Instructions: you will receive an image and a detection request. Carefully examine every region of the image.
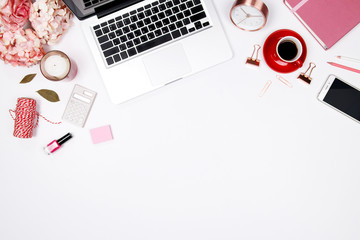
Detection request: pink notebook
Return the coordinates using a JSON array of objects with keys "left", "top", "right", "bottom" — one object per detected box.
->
[{"left": 284, "top": 0, "right": 360, "bottom": 50}]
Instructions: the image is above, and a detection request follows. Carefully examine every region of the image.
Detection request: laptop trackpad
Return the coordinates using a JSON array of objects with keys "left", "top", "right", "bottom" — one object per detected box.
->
[{"left": 143, "top": 44, "right": 192, "bottom": 86}]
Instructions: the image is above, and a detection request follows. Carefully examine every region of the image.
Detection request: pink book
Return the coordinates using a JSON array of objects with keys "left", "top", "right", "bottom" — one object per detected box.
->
[{"left": 284, "top": 0, "right": 360, "bottom": 50}]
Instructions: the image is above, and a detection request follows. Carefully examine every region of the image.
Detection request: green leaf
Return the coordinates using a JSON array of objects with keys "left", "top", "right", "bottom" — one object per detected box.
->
[
  {"left": 20, "top": 73, "right": 36, "bottom": 84},
  {"left": 36, "top": 89, "right": 60, "bottom": 102}
]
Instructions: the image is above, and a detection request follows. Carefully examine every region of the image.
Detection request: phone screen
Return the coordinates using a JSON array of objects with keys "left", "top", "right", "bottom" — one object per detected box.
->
[{"left": 324, "top": 78, "right": 360, "bottom": 121}]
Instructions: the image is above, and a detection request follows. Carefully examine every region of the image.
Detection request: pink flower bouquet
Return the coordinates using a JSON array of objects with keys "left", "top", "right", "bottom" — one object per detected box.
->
[
  {"left": 0, "top": 0, "right": 73, "bottom": 66},
  {"left": 29, "top": 0, "right": 72, "bottom": 45},
  {"left": 0, "top": 28, "right": 45, "bottom": 66}
]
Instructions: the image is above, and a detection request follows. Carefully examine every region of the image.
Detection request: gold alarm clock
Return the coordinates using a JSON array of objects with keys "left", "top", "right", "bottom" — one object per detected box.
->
[{"left": 230, "top": 0, "right": 269, "bottom": 31}]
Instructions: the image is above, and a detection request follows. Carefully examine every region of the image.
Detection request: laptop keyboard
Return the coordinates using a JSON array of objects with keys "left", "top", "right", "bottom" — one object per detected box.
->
[{"left": 92, "top": 0, "right": 211, "bottom": 67}]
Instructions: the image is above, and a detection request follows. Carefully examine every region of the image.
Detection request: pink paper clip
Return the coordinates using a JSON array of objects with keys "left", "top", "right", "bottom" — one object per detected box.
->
[
  {"left": 276, "top": 75, "right": 293, "bottom": 88},
  {"left": 259, "top": 80, "right": 272, "bottom": 97}
]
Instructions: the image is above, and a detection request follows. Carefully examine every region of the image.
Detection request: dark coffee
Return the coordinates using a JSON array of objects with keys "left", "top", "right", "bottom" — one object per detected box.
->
[{"left": 277, "top": 40, "right": 298, "bottom": 61}]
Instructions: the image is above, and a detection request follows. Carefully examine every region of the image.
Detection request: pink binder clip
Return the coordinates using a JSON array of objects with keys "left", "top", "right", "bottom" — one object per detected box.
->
[
  {"left": 298, "top": 62, "right": 316, "bottom": 84},
  {"left": 246, "top": 44, "right": 261, "bottom": 68}
]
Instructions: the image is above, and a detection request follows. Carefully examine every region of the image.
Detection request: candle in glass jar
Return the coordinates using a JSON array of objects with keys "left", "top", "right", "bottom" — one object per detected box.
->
[{"left": 40, "top": 50, "right": 76, "bottom": 81}]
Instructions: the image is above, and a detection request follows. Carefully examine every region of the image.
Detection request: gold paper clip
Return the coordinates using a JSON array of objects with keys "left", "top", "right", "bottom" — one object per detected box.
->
[
  {"left": 298, "top": 62, "right": 316, "bottom": 84},
  {"left": 246, "top": 44, "right": 261, "bottom": 68},
  {"left": 259, "top": 80, "right": 272, "bottom": 97},
  {"left": 276, "top": 75, "right": 293, "bottom": 88}
]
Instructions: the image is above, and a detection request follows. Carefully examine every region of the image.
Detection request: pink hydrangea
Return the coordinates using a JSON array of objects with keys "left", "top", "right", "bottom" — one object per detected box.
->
[
  {"left": 29, "top": 0, "right": 72, "bottom": 45},
  {"left": 0, "top": 28, "right": 45, "bottom": 66},
  {"left": 0, "top": 0, "right": 32, "bottom": 31}
]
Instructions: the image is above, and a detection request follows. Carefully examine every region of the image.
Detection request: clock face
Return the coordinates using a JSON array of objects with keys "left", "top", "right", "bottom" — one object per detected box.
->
[{"left": 231, "top": 5, "right": 266, "bottom": 31}]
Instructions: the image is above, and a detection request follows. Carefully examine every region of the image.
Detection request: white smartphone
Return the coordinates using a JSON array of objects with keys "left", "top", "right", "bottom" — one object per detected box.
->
[{"left": 318, "top": 74, "right": 360, "bottom": 124}]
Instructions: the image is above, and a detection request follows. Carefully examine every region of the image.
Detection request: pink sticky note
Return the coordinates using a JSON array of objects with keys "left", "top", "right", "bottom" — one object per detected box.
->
[{"left": 90, "top": 125, "right": 113, "bottom": 144}]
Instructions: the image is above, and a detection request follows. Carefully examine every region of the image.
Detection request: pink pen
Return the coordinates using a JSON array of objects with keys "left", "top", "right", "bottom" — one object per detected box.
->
[{"left": 44, "top": 133, "right": 72, "bottom": 155}]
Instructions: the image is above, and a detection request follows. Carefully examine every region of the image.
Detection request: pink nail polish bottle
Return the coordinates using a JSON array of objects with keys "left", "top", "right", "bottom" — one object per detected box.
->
[{"left": 44, "top": 133, "right": 72, "bottom": 155}]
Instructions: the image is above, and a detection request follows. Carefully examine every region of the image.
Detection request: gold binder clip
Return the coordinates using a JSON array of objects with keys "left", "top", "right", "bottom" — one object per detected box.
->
[
  {"left": 246, "top": 44, "right": 261, "bottom": 68},
  {"left": 298, "top": 62, "right": 316, "bottom": 84}
]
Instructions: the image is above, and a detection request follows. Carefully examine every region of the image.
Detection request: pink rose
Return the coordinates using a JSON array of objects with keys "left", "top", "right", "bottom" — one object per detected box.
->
[
  {"left": 0, "top": 0, "right": 32, "bottom": 31},
  {"left": 0, "top": 28, "right": 45, "bottom": 66}
]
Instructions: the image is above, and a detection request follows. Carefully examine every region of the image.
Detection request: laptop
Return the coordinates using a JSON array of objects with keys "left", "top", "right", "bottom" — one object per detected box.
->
[{"left": 63, "top": 0, "right": 232, "bottom": 104}]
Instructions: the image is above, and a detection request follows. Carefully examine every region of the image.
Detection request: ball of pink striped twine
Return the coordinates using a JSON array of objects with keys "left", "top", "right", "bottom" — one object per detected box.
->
[
  {"left": 9, "top": 98, "right": 61, "bottom": 138},
  {"left": 10, "top": 98, "right": 38, "bottom": 138}
]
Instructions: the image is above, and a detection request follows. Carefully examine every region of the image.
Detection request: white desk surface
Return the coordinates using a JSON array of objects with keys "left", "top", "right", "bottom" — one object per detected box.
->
[{"left": 1, "top": 1, "right": 360, "bottom": 239}]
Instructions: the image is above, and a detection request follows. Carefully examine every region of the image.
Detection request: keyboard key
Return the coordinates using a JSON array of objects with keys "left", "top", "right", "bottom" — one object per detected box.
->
[
  {"left": 120, "top": 52, "right": 129, "bottom": 59},
  {"left": 113, "top": 54, "right": 121, "bottom": 62},
  {"left": 140, "top": 35, "right": 148, "bottom": 42},
  {"left": 95, "top": 29, "right": 102, "bottom": 37},
  {"left": 120, "top": 35, "right": 127, "bottom": 42},
  {"left": 163, "top": 18, "right": 170, "bottom": 25},
  {"left": 174, "top": 0, "right": 180, "bottom": 5},
  {"left": 126, "top": 41, "right": 134, "bottom": 48},
  {"left": 145, "top": 10, "right": 152, "bottom": 16},
  {"left": 101, "top": 41, "right": 113, "bottom": 50},
  {"left": 151, "top": 15, "right": 159, "bottom": 22},
  {"left": 186, "top": 1, "right": 194, "bottom": 8},
  {"left": 159, "top": 4, "right": 166, "bottom": 11},
  {"left": 109, "top": 24, "right": 116, "bottom": 31},
  {"left": 184, "top": 10, "right": 191, "bottom": 17},
  {"left": 137, "top": 7, "right": 144, "bottom": 12},
  {"left": 144, "top": 18, "right": 151, "bottom": 25},
  {"left": 166, "top": 1, "right": 173, "bottom": 8},
  {"left": 138, "top": 12, "right": 145, "bottom": 19},
  {"left": 190, "top": 5, "right": 204, "bottom": 14},
  {"left": 190, "top": 12, "right": 206, "bottom": 22},
  {"left": 189, "top": 27, "right": 195, "bottom": 32},
  {"left": 130, "top": 10, "right": 137, "bottom": 15},
  {"left": 137, "top": 21, "right": 145, "bottom": 28},
  {"left": 104, "top": 46, "right": 119, "bottom": 57},
  {"left": 115, "top": 29, "right": 123, "bottom": 36},
  {"left": 203, "top": 21, "right": 210, "bottom": 27},
  {"left": 176, "top": 21, "right": 183, "bottom": 28},
  {"left": 194, "top": 0, "right": 201, "bottom": 5},
  {"left": 116, "top": 21, "right": 124, "bottom": 28},
  {"left": 148, "top": 24, "right": 156, "bottom": 31},
  {"left": 123, "top": 18, "right": 131, "bottom": 25},
  {"left": 154, "top": 29, "right": 162, "bottom": 36},
  {"left": 183, "top": 18, "right": 190, "bottom": 25},
  {"left": 165, "top": 9, "right": 172, "bottom": 16},
  {"left": 170, "top": 16, "right": 177, "bottom": 22},
  {"left": 158, "top": 12, "right": 166, "bottom": 19},
  {"left": 98, "top": 35, "right": 109, "bottom": 44},
  {"left": 119, "top": 44, "right": 127, "bottom": 51},
  {"left": 148, "top": 32, "right": 155, "bottom": 39},
  {"left": 128, "top": 48, "right": 137, "bottom": 57},
  {"left": 115, "top": 16, "right": 122, "bottom": 21},
  {"left": 93, "top": 25, "right": 100, "bottom": 30},
  {"left": 137, "top": 33, "right": 172, "bottom": 53},
  {"left": 151, "top": 1, "right": 159, "bottom": 6},
  {"left": 180, "top": 27, "right": 188, "bottom": 35},
  {"left": 176, "top": 12, "right": 184, "bottom": 20},
  {"left": 102, "top": 27, "right": 110, "bottom": 34},
  {"left": 101, "top": 22, "right": 108, "bottom": 27},
  {"left": 123, "top": 26, "right": 130, "bottom": 33},
  {"left": 179, "top": 3, "right": 186, "bottom": 10},
  {"left": 127, "top": 32, "right": 135, "bottom": 40},
  {"left": 141, "top": 27, "right": 149, "bottom": 34},
  {"left": 123, "top": 13, "right": 130, "bottom": 18},
  {"left": 155, "top": 21, "right": 163, "bottom": 28},
  {"left": 161, "top": 26, "right": 169, "bottom": 33},
  {"left": 113, "top": 38, "right": 121, "bottom": 45},
  {"left": 130, "top": 23, "right": 137, "bottom": 31},
  {"left": 134, "top": 38, "right": 141, "bottom": 45},
  {"left": 169, "top": 23, "right": 176, "bottom": 31},
  {"left": 106, "top": 57, "right": 114, "bottom": 65},
  {"left": 172, "top": 6, "right": 180, "bottom": 13},
  {"left": 108, "top": 19, "right": 115, "bottom": 24},
  {"left": 134, "top": 30, "right": 142, "bottom": 37},
  {"left": 144, "top": 4, "right": 151, "bottom": 9},
  {"left": 151, "top": 6, "right": 159, "bottom": 14},
  {"left": 194, "top": 21, "right": 202, "bottom": 29},
  {"left": 109, "top": 32, "right": 116, "bottom": 39},
  {"left": 171, "top": 30, "right": 181, "bottom": 39},
  {"left": 130, "top": 15, "right": 138, "bottom": 22}
]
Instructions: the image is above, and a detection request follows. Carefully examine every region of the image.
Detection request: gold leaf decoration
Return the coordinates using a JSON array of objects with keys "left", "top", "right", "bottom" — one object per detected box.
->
[
  {"left": 20, "top": 74, "right": 37, "bottom": 84},
  {"left": 36, "top": 89, "right": 60, "bottom": 102}
]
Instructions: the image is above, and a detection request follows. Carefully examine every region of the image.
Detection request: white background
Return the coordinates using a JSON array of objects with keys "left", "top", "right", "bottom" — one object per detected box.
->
[{"left": 1, "top": 0, "right": 360, "bottom": 239}]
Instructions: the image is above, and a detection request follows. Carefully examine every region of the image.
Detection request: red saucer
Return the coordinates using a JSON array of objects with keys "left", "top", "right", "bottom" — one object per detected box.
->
[{"left": 263, "top": 29, "right": 307, "bottom": 73}]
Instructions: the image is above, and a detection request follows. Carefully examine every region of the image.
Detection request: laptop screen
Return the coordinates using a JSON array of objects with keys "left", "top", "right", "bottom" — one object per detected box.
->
[{"left": 62, "top": 0, "right": 143, "bottom": 20}]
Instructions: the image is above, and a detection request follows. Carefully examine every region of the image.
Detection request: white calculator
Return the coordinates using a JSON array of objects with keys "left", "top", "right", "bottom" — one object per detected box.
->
[{"left": 62, "top": 84, "right": 97, "bottom": 127}]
